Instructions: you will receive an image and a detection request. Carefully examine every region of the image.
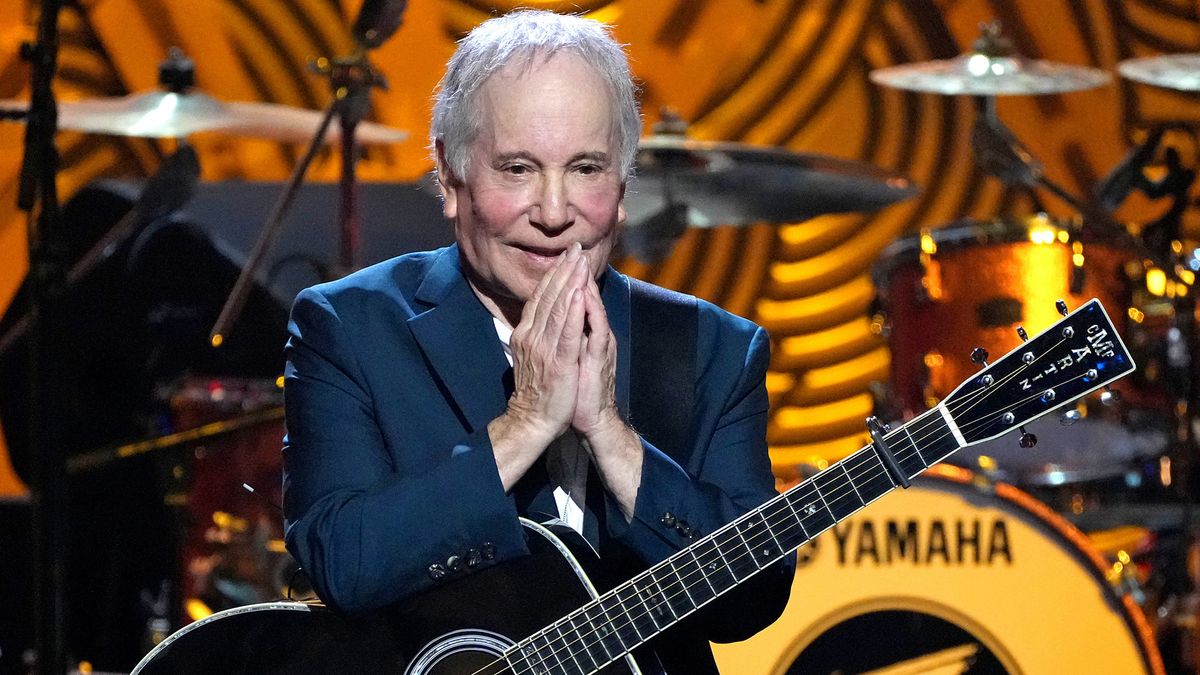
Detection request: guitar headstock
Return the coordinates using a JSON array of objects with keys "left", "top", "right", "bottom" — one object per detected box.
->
[{"left": 942, "top": 299, "right": 1136, "bottom": 446}]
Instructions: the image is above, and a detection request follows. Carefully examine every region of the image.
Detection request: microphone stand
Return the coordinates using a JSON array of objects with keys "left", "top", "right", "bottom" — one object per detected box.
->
[{"left": 17, "top": 0, "right": 69, "bottom": 672}]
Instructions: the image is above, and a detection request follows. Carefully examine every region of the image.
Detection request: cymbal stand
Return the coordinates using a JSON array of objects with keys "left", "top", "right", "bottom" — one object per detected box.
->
[
  {"left": 209, "top": 35, "right": 396, "bottom": 347},
  {"left": 17, "top": 0, "right": 69, "bottom": 672}
]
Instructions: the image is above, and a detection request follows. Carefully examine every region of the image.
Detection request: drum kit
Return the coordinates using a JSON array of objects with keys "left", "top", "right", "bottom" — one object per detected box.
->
[{"left": 2, "top": 12, "right": 1199, "bottom": 675}]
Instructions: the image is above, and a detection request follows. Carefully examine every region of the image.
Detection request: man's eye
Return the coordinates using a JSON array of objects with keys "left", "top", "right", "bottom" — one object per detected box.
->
[
  {"left": 576, "top": 164, "right": 601, "bottom": 175},
  {"left": 504, "top": 164, "right": 529, "bottom": 175}
]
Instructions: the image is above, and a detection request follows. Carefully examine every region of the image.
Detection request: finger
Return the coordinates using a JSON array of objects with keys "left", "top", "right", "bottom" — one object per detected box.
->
[
  {"left": 558, "top": 287, "right": 586, "bottom": 361},
  {"left": 536, "top": 252, "right": 587, "bottom": 340},
  {"left": 530, "top": 244, "right": 584, "bottom": 334},
  {"left": 519, "top": 247, "right": 573, "bottom": 329},
  {"left": 583, "top": 296, "right": 610, "bottom": 366}
]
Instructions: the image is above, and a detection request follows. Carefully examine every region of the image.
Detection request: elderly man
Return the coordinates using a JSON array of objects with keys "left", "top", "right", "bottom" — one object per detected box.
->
[{"left": 282, "top": 10, "right": 793, "bottom": 673}]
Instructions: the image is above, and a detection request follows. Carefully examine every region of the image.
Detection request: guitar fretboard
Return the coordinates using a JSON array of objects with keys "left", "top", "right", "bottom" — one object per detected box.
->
[{"left": 506, "top": 407, "right": 961, "bottom": 675}]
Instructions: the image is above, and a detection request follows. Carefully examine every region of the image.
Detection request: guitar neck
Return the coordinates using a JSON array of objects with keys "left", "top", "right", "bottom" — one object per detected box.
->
[{"left": 507, "top": 406, "right": 962, "bottom": 674}]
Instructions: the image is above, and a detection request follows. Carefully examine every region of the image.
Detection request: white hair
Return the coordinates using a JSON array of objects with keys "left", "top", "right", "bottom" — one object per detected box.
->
[{"left": 430, "top": 10, "right": 641, "bottom": 182}]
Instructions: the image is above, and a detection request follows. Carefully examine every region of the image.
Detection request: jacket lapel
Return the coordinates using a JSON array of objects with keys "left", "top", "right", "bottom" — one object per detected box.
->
[{"left": 407, "top": 246, "right": 510, "bottom": 435}]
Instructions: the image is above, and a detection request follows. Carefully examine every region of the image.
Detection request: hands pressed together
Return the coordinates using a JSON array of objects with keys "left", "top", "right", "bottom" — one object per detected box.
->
[{"left": 488, "top": 243, "right": 642, "bottom": 518}]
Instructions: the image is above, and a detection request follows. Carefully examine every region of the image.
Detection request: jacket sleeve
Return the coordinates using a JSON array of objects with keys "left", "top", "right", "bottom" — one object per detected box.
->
[
  {"left": 281, "top": 287, "right": 528, "bottom": 616},
  {"left": 605, "top": 319, "right": 795, "bottom": 643}
]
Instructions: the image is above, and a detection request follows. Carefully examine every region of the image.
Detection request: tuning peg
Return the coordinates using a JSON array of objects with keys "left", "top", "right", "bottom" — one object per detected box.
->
[
  {"left": 1006, "top": 328, "right": 1041, "bottom": 444},
  {"left": 970, "top": 347, "right": 989, "bottom": 365},
  {"left": 1100, "top": 387, "right": 1121, "bottom": 406},
  {"left": 1059, "top": 407, "right": 1082, "bottom": 426},
  {"left": 1056, "top": 299, "right": 1069, "bottom": 317}
]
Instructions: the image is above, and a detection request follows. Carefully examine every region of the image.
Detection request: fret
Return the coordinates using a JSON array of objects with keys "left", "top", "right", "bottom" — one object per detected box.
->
[
  {"left": 551, "top": 620, "right": 590, "bottom": 675},
  {"left": 684, "top": 547, "right": 718, "bottom": 604},
  {"left": 764, "top": 494, "right": 809, "bottom": 551},
  {"left": 651, "top": 563, "right": 695, "bottom": 617},
  {"left": 582, "top": 602, "right": 619, "bottom": 664},
  {"left": 813, "top": 469, "right": 861, "bottom": 522},
  {"left": 504, "top": 649, "right": 527, "bottom": 675},
  {"left": 781, "top": 492, "right": 812, "bottom": 542},
  {"left": 807, "top": 475, "right": 839, "bottom": 522},
  {"left": 840, "top": 461, "right": 866, "bottom": 505},
  {"left": 734, "top": 513, "right": 779, "bottom": 571},
  {"left": 613, "top": 583, "right": 658, "bottom": 644},
  {"left": 712, "top": 527, "right": 760, "bottom": 581},
  {"left": 845, "top": 450, "right": 894, "bottom": 505},
  {"left": 631, "top": 576, "right": 672, "bottom": 629},
  {"left": 688, "top": 536, "right": 737, "bottom": 595},
  {"left": 595, "top": 595, "right": 638, "bottom": 659},
  {"left": 515, "top": 635, "right": 553, "bottom": 675},
  {"left": 900, "top": 424, "right": 927, "bottom": 467},
  {"left": 787, "top": 480, "right": 835, "bottom": 537},
  {"left": 564, "top": 615, "right": 601, "bottom": 673},
  {"left": 533, "top": 632, "right": 563, "bottom": 675},
  {"left": 648, "top": 562, "right": 686, "bottom": 619},
  {"left": 905, "top": 411, "right": 959, "bottom": 469}
]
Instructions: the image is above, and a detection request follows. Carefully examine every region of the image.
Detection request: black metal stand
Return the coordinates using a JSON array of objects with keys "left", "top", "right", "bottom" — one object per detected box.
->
[{"left": 17, "top": 1, "right": 68, "bottom": 673}]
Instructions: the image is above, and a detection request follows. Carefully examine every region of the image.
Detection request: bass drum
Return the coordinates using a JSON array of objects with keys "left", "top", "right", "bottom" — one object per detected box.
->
[{"left": 711, "top": 466, "right": 1164, "bottom": 675}]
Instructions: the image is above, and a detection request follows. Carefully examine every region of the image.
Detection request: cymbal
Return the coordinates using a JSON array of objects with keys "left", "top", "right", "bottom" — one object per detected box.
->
[
  {"left": 870, "top": 53, "right": 1111, "bottom": 96},
  {"left": 1118, "top": 54, "right": 1200, "bottom": 92},
  {"left": 0, "top": 90, "right": 409, "bottom": 144},
  {"left": 626, "top": 135, "right": 919, "bottom": 227}
]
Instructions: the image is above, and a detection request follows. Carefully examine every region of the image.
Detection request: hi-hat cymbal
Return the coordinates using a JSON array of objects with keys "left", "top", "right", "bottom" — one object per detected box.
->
[
  {"left": 0, "top": 90, "right": 408, "bottom": 144},
  {"left": 870, "top": 53, "right": 1111, "bottom": 96},
  {"left": 626, "top": 135, "right": 918, "bottom": 227},
  {"left": 1118, "top": 54, "right": 1200, "bottom": 92}
]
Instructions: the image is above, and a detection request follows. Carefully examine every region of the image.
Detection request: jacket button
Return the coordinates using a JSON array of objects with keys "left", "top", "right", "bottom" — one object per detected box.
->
[
  {"left": 428, "top": 563, "right": 447, "bottom": 580},
  {"left": 481, "top": 543, "right": 496, "bottom": 560},
  {"left": 661, "top": 512, "right": 676, "bottom": 527},
  {"left": 447, "top": 555, "right": 464, "bottom": 572},
  {"left": 466, "top": 548, "right": 482, "bottom": 568}
]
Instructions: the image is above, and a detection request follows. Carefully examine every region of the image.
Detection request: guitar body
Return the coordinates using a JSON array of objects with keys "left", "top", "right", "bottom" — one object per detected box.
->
[{"left": 132, "top": 520, "right": 640, "bottom": 674}]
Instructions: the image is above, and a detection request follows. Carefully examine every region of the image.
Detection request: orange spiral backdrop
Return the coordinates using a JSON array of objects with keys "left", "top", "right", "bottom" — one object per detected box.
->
[{"left": 0, "top": 0, "right": 1197, "bottom": 479}]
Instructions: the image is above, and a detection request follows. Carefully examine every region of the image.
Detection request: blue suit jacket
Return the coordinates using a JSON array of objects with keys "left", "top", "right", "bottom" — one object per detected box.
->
[{"left": 282, "top": 245, "right": 793, "bottom": 670}]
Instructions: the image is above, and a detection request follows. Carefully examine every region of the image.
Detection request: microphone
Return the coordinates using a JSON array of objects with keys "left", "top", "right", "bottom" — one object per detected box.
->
[{"left": 352, "top": 0, "right": 408, "bottom": 50}]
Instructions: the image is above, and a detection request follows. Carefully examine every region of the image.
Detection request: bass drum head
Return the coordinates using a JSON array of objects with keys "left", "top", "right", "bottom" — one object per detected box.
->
[{"left": 712, "top": 466, "right": 1163, "bottom": 675}]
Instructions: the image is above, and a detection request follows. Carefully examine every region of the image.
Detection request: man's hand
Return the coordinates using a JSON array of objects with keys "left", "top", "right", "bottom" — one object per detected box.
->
[
  {"left": 489, "top": 243, "right": 588, "bottom": 490},
  {"left": 573, "top": 271, "right": 643, "bottom": 520}
]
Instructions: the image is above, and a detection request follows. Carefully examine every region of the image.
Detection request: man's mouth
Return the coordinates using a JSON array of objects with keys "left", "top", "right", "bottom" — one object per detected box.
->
[{"left": 514, "top": 244, "right": 571, "bottom": 258}]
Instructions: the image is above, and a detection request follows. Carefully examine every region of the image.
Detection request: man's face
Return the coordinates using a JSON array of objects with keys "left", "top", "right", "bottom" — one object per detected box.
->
[{"left": 439, "top": 51, "right": 627, "bottom": 323}]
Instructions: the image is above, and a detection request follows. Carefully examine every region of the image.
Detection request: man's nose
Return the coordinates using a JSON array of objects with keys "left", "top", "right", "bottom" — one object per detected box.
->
[{"left": 532, "top": 172, "right": 572, "bottom": 231}]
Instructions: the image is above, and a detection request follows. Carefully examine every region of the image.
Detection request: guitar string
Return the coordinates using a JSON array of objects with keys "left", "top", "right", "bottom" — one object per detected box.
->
[
  {"left": 495, "top": 370, "right": 1098, "bottom": 675},
  {"left": 490, "top": 359, "right": 1101, "bottom": 675},
  {"left": 486, "top": 342, "right": 1105, "bottom": 675}
]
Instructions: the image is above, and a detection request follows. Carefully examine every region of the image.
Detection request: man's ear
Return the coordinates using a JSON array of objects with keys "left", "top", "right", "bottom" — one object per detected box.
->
[
  {"left": 435, "top": 139, "right": 459, "bottom": 220},
  {"left": 616, "top": 181, "right": 627, "bottom": 227}
]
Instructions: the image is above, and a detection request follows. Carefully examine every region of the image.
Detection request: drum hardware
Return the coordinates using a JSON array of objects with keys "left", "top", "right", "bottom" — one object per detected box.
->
[
  {"left": 207, "top": 2, "right": 408, "bottom": 346},
  {"left": 620, "top": 110, "right": 920, "bottom": 262}
]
